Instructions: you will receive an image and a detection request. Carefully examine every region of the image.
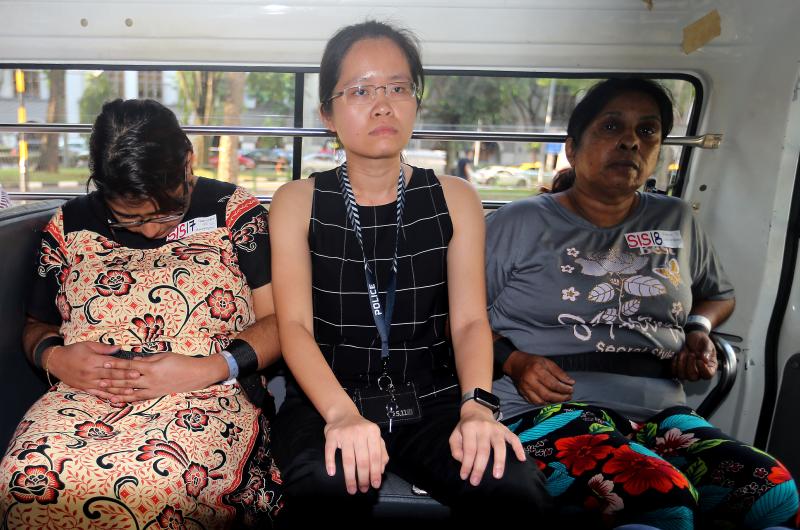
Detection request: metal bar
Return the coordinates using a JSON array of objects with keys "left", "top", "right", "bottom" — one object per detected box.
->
[
  {"left": 292, "top": 74, "right": 304, "bottom": 181},
  {"left": 0, "top": 123, "right": 723, "bottom": 149},
  {"left": 7, "top": 192, "right": 508, "bottom": 209},
  {"left": 7, "top": 191, "right": 277, "bottom": 204},
  {"left": 8, "top": 192, "right": 84, "bottom": 200}
]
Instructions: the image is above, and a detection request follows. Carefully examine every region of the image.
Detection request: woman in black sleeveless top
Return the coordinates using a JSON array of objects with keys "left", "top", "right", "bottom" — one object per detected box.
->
[{"left": 269, "top": 20, "right": 551, "bottom": 523}]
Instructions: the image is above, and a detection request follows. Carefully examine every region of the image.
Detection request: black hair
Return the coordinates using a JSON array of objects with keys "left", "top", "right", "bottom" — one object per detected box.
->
[
  {"left": 88, "top": 99, "right": 192, "bottom": 211},
  {"left": 549, "top": 167, "right": 576, "bottom": 193},
  {"left": 319, "top": 20, "right": 424, "bottom": 117},
  {"left": 567, "top": 78, "right": 674, "bottom": 148}
]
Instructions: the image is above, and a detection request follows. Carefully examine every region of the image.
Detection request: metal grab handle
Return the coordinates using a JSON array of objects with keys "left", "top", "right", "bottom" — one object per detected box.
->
[{"left": 696, "top": 333, "right": 738, "bottom": 418}]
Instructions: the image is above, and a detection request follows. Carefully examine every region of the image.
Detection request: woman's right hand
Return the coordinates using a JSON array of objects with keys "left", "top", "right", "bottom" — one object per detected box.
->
[
  {"left": 323, "top": 412, "right": 389, "bottom": 495},
  {"left": 45, "top": 341, "right": 138, "bottom": 399},
  {"left": 506, "top": 350, "right": 575, "bottom": 405}
]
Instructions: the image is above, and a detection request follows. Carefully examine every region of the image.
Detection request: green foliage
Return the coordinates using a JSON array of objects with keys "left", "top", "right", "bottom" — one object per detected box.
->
[
  {"left": 79, "top": 73, "right": 121, "bottom": 123},
  {"left": 176, "top": 71, "right": 222, "bottom": 125},
  {"left": 246, "top": 72, "right": 294, "bottom": 118},
  {"left": 420, "top": 76, "right": 516, "bottom": 129},
  {"left": 246, "top": 72, "right": 295, "bottom": 147}
]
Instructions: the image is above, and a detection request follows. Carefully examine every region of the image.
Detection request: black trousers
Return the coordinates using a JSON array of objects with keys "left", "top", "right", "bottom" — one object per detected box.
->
[{"left": 271, "top": 385, "right": 553, "bottom": 525}]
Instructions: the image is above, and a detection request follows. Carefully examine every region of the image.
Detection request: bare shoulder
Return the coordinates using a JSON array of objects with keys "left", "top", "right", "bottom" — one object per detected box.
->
[
  {"left": 437, "top": 174, "right": 482, "bottom": 214},
  {"left": 270, "top": 177, "right": 314, "bottom": 211}
]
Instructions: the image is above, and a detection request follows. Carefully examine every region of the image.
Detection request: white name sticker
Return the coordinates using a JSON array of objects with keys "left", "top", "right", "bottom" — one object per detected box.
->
[
  {"left": 624, "top": 229, "right": 683, "bottom": 249},
  {"left": 166, "top": 214, "right": 218, "bottom": 241}
]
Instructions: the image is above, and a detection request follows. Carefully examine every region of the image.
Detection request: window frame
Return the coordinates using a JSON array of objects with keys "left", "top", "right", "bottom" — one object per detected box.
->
[{"left": 0, "top": 63, "right": 704, "bottom": 206}]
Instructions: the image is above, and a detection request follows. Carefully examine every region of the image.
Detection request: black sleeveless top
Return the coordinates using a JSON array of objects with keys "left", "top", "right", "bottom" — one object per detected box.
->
[{"left": 308, "top": 166, "right": 455, "bottom": 390}]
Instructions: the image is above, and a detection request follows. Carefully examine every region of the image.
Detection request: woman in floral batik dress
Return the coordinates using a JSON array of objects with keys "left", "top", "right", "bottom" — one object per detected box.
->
[{"left": 0, "top": 99, "right": 284, "bottom": 529}]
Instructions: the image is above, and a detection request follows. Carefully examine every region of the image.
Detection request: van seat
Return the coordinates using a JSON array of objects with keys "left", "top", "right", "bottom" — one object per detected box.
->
[{"left": 0, "top": 200, "right": 64, "bottom": 449}]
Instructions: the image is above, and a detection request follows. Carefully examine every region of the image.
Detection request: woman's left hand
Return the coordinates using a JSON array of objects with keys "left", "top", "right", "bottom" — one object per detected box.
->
[
  {"left": 99, "top": 353, "right": 226, "bottom": 402},
  {"left": 672, "top": 330, "right": 718, "bottom": 381},
  {"left": 449, "top": 400, "right": 526, "bottom": 486}
]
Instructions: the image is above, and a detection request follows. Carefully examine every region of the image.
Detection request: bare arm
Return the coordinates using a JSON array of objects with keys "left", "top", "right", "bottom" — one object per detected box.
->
[
  {"left": 270, "top": 179, "right": 357, "bottom": 422},
  {"left": 439, "top": 175, "right": 526, "bottom": 486},
  {"left": 270, "top": 178, "right": 387, "bottom": 494},
  {"left": 441, "top": 175, "right": 494, "bottom": 398},
  {"left": 691, "top": 298, "right": 736, "bottom": 328}
]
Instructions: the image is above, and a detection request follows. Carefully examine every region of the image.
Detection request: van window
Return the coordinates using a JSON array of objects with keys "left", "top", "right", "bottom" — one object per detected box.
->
[{"left": 1, "top": 68, "right": 698, "bottom": 202}]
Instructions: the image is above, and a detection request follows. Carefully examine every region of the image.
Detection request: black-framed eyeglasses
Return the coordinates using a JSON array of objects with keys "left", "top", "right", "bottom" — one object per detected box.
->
[
  {"left": 106, "top": 172, "right": 192, "bottom": 229},
  {"left": 326, "top": 81, "right": 418, "bottom": 106}
]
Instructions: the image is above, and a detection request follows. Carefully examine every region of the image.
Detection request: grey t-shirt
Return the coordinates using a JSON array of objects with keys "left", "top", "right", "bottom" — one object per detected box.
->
[{"left": 486, "top": 193, "right": 734, "bottom": 422}]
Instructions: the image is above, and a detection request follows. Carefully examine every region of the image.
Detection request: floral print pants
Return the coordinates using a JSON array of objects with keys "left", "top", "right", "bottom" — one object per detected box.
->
[{"left": 505, "top": 403, "right": 798, "bottom": 529}]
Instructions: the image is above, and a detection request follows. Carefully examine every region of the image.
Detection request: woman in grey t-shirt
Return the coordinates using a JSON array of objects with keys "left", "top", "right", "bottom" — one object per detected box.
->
[{"left": 487, "top": 78, "right": 797, "bottom": 529}]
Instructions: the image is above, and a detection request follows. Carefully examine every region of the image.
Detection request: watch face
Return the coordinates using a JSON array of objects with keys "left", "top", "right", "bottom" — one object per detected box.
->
[{"left": 473, "top": 388, "right": 500, "bottom": 411}]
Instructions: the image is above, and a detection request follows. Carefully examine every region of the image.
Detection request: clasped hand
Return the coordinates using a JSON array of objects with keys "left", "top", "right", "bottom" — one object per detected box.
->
[{"left": 48, "top": 341, "right": 219, "bottom": 402}]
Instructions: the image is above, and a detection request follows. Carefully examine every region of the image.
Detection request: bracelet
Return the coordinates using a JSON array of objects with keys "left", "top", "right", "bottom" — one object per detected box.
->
[
  {"left": 219, "top": 350, "right": 239, "bottom": 381},
  {"left": 493, "top": 336, "right": 517, "bottom": 378},
  {"left": 44, "top": 344, "right": 61, "bottom": 387},
  {"left": 227, "top": 338, "right": 259, "bottom": 378},
  {"left": 33, "top": 335, "right": 64, "bottom": 369},
  {"left": 685, "top": 314, "right": 712, "bottom": 334}
]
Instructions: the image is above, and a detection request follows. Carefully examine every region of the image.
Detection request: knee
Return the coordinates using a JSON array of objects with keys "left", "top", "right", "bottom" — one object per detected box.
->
[
  {"left": 462, "top": 454, "right": 553, "bottom": 513},
  {"left": 741, "top": 476, "right": 799, "bottom": 529},
  {"left": 501, "top": 454, "right": 550, "bottom": 500},
  {"left": 278, "top": 448, "right": 351, "bottom": 498},
  {"left": 275, "top": 448, "right": 378, "bottom": 525}
]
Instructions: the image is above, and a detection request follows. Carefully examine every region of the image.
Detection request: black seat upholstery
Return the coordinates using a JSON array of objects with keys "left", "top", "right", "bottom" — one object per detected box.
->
[{"left": 0, "top": 200, "right": 64, "bottom": 450}]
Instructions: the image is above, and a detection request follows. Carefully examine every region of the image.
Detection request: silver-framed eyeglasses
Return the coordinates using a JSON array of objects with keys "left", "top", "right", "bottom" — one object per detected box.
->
[
  {"left": 106, "top": 174, "right": 191, "bottom": 229},
  {"left": 327, "top": 81, "right": 418, "bottom": 105}
]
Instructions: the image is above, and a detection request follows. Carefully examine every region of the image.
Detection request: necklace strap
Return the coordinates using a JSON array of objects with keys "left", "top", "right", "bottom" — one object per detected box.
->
[
  {"left": 337, "top": 162, "right": 406, "bottom": 273},
  {"left": 336, "top": 162, "right": 407, "bottom": 366}
]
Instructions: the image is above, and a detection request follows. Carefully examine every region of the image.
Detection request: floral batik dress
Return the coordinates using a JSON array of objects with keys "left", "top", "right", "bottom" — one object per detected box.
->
[{"left": 0, "top": 178, "right": 284, "bottom": 529}]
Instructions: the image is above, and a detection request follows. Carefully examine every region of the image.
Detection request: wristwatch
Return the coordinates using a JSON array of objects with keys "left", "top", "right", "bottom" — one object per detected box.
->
[{"left": 461, "top": 388, "right": 501, "bottom": 418}]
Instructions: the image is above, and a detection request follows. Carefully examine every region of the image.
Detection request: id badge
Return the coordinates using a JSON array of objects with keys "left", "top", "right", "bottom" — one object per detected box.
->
[{"left": 350, "top": 382, "right": 422, "bottom": 428}]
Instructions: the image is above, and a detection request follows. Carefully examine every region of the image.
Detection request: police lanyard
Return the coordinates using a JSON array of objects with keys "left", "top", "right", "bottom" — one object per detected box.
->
[{"left": 337, "top": 162, "right": 406, "bottom": 369}]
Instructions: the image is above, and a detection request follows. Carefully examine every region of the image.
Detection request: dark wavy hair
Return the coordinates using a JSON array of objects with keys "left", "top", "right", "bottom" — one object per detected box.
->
[
  {"left": 88, "top": 99, "right": 192, "bottom": 211},
  {"left": 568, "top": 77, "right": 674, "bottom": 148},
  {"left": 319, "top": 20, "right": 424, "bottom": 117}
]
